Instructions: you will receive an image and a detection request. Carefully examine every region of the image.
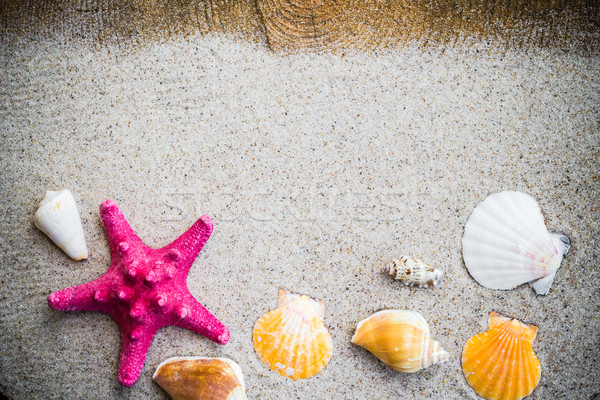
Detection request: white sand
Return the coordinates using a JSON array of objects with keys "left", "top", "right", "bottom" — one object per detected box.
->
[{"left": 0, "top": 34, "right": 599, "bottom": 399}]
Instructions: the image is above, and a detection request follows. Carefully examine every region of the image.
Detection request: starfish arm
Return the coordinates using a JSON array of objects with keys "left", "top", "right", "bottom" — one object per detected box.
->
[
  {"left": 117, "top": 325, "right": 158, "bottom": 387},
  {"left": 174, "top": 300, "right": 230, "bottom": 345},
  {"left": 99, "top": 199, "right": 145, "bottom": 258},
  {"left": 48, "top": 200, "right": 228, "bottom": 387},
  {"left": 165, "top": 215, "right": 213, "bottom": 272},
  {"left": 48, "top": 280, "right": 104, "bottom": 312}
]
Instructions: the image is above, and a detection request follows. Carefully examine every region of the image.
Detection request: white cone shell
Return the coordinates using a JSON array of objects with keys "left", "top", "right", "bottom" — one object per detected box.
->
[
  {"left": 462, "top": 191, "right": 568, "bottom": 294},
  {"left": 34, "top": 190, "right": 88, "bottom": 260}
]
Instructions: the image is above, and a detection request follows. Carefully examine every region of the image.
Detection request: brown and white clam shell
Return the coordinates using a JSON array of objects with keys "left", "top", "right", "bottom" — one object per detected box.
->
[{"left": 153, "top": 357, "right": 247, "bottom": 400}]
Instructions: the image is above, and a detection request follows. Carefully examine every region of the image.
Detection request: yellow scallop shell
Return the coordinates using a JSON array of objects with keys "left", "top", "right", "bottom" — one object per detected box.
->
[
  {"left": 462, "top": 312, "right": 542, "bottom": 400},
  {"left": 252, "top": 290, "right": 333, "bottom": 379}
]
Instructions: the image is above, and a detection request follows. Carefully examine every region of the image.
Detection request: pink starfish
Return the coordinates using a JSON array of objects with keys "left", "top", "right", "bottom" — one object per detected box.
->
[{"left": 48, "top": 199, "right": 230, "bottom": 386}]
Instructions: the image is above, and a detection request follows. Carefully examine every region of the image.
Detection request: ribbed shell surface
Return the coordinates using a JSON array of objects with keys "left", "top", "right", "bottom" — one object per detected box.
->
[
  {"left": 462, "top": 312, "right": 541, "bottom": 400},
  {"left": 462, "top": 191, "right": 563, "bottom": 291},
  {"left": 253, "top": 291, "right": 333, "bottom": 379}
]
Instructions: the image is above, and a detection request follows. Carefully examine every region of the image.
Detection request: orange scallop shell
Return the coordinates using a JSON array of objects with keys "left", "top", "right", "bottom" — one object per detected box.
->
[
  {"left": 252, "top": 290, "right": 333, "bottom": 379},
  {"left": 462, "top": 312, "right": 541, "bottom": 400}
]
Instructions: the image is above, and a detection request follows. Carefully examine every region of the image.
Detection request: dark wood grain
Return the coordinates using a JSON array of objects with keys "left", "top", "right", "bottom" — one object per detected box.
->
[{"left": 1, "top": 1, "right": 598, "bottom": 53}]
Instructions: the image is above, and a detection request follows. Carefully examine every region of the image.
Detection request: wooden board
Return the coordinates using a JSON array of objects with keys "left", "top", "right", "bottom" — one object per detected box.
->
[{"left": 1, "top": 0, "right": 599, "bottom": 52}]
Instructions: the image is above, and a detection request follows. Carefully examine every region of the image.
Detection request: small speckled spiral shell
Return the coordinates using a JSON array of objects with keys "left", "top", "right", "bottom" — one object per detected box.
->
[{"left": 383, "top": 256, "right": 442, "bottom": 288}]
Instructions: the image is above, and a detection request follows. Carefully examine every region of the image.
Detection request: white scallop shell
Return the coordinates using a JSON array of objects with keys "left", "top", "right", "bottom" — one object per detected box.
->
[
  {"left": 462, "top": 191, "right": 569, "bottom": 295},
  {"left": 383, "top": 256, "right": 443, "bottom": 287},
  {"left": 34, "top": 190, "right": 88, "bottom": 260}
]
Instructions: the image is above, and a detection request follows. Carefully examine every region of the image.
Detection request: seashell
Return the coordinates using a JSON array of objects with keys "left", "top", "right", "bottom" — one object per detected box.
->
[
  {"left": 351, "top": 310, "right": 449, "bottom": 373},
  {"left": 253, "top": 289, "right": 333, "bottom": 379},
  {"left": 153, "top": 356, "right": 247, "bottom": 400},
  {"left": 34, "top": 189, "right": 88, "bottom": 260},
  {"left": 383, "top": 256, "right": 443, "bottom": 287},
  {"left": 462, "top": 191, "right": 570, "bottom": 295},
  {"left": 462, "top": 312, "right": 541, "bottom": 400}
]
